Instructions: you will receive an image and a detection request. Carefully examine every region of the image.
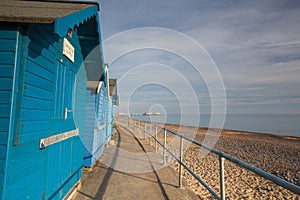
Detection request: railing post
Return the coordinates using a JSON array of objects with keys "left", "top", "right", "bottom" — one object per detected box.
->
[
  {"left": 179, "top": 137, "right": 183, "bottom": 188},
  {"left": 155, "top": 126, "right": 158, "bottom": 153},
  {"left": 144, "top": 123, "right": 146, "bottom": 141},
  {"left": 138, "top": 120, "right": 140, "bottom": 136},
  {"left": 163, "top": 129, "right": 167, "bottom": 165},
  {"left": 219, "top": 156, "right": 225, "bottom": 200},
  {"left": 150, "top": 124, "right": 152, "bottom": 146},
  {"left": 135, "top": 121, "right": 137, "bottom": 133},
  {"left": 140, "top": 121, "right": 142, "bottom": 135}
]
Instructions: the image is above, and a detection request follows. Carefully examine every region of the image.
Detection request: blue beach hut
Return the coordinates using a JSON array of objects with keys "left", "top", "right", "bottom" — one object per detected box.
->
[
  {"left": 108, "top": 78, "right": 119, "bottom": 139},
  {"left": 109, "top": 79, "right": 119, "bottom": 107},
  {"left": 83, "top": 80, "right": 108, "bottom": 167},
  {"left": 83, "top": 71, "right": 118, "bottom": 168},
  {"left": 0, "top": 0, "right": 105, "bottom": 199}
]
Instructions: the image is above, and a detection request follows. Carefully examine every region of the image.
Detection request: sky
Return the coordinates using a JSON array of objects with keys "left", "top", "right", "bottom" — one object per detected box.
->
[{"left": 98, "top": 0, "right": 300, "bottom": 115}]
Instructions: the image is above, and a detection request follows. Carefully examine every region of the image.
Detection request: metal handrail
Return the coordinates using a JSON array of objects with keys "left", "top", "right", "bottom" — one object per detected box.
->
[{"left": 116, "top": 117, "right": 300, "bottom": 199}]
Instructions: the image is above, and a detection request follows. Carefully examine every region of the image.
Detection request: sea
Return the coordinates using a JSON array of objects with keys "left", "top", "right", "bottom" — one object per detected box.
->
[{"left": 131, "top": 114, "right": 300, "bottom": 137}]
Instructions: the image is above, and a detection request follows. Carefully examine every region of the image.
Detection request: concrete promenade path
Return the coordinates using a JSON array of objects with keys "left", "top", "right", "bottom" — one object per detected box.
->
[{"left": 72, "top": 124, "right": 200, "bottom": 200}]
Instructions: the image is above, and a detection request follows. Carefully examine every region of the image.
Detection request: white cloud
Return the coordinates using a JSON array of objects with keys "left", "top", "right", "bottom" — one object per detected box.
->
[{"left": 101, "top": 0, "right": 300, "bottom": 114}]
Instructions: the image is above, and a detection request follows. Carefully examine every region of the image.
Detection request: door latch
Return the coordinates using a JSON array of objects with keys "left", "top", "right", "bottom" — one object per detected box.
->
[{"left": 64, "top": 108, "right": 72, "bottom": 119}]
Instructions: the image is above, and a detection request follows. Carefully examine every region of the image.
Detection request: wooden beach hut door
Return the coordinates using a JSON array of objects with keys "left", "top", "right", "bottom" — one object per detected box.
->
[
  {"left": 46, "top": 60, "right": 77, "bottom": 199},
  {"left": 50, "top": 61, "right": 76, "bottom": 132}
]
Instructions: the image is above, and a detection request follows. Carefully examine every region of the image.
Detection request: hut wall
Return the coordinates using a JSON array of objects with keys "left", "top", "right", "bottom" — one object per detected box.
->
[
  {"left": 83, "top": 90, "right": 97, "bottom": 167},
  {"left": 0, "top": 23, "right": 19, "bottom": 199},
  {"left": 107, "top": 99, "right": 114, "bottom": 141}
]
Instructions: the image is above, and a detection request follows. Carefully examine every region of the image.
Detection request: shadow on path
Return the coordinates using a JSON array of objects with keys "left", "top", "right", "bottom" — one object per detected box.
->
[
  {"left": 94, "top": 125, "right": 122, "bottom": 199},
  {"left": 74, "top": 124, "right": 200, "bottom": 200},
  {"left": 122, "top": 126, "right": 171, "bottom": 200}
]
